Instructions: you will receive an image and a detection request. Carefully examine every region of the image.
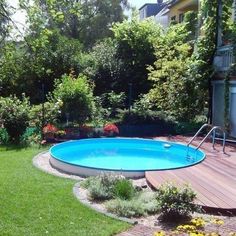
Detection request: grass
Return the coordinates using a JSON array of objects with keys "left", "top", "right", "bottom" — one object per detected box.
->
[{"left": 0, "top": 145, "right": 130, "bottom": 236}]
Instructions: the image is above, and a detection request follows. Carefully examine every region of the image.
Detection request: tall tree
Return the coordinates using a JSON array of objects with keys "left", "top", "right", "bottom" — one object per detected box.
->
[
  {"left": 20, "top": 0, "right": 129, "bottom": 47},
  {"left": 112, "top": 17, "right": 161, "bottom": 100},
  {"left": 0, "top": 0, "right": 10, "bottom": 45}
]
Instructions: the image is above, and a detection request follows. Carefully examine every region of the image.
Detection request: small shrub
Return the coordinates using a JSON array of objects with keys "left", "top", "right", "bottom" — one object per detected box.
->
[
  {"left": 113, "top": 179, "right": 135, "bottom": 200},
  {"left": 89, "top": 180, "right": 114, "bottom": 201},
  {"left": 106, "top": 191, "right": 159, "bottom": 218},
  {"left": 85, "top": 173, "right": 123, "bottom": 201},
  {"left": 43, "top": 123, "right": 58, "bottom": 134},
  {"left": 29, "top": 101, "right": 62, "bottom": 132},
  {"left": 0, "top": 95, "right": 30, "bottom": 143},
  {"left": 0, "top": 128, "right": 9, "bottom": 144},
  {"left": 118, "top": 109, "right": 174, "bottom": 127},
  {"left": 21, "top": 127, "right": 41, "bottom": 145},
  {"left": 103, "top": 123, "right": 119, "bottom": 137},
  {"left": 137, "top": 191, "right": 159, "bottom": 215},
  {"left": 156, "top": 182, "right": 198, "bottom": 220},
  {"left": 51, "top": 73, "right": 95, "bottom": 124},
  {"left": 100, "top": 91, "right": 126, "bottom": 118},
  {"left": 105, "top": 199, "right": 145, "bottom": 217},
  {"left": 80, "top": 176, "right": 96, "bottom": 189}
]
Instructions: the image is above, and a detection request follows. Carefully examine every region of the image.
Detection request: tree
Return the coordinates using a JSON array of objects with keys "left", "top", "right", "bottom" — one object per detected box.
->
[
  {"left": 147, "top": 24, "right": 206, "bottom": 121},
  {"left": 86, "top": 38, "right": 124, "bottom": 95},
  {"left": 0, "top": 0, "right": 10, "bottom": 45},
  {"left": 20, "top": 0, "right": 129, "bottom": 47},
  {"left": 112, "top": 17, "right": 161, "bottom": 100},
  {"left": 0, "top": 29, "right": 85, "bottom": 102}
]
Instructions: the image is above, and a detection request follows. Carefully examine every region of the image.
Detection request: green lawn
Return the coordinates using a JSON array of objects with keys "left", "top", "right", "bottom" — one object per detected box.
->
[{"left": 0, "top": 146, "right": 130, "bottom": 236}]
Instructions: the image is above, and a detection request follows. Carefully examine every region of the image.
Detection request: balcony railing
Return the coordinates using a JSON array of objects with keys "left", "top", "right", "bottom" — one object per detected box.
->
[{"left": 213, "top": 45, "right": 235, "bottom": 72}]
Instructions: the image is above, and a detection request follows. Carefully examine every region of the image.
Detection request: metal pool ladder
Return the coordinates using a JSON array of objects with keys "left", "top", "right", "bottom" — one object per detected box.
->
[{"left": 187, "top": 123, "right": 226, "bottom": 153}]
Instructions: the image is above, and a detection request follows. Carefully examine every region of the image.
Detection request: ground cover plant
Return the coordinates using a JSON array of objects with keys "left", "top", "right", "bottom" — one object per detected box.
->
[
  {"left": 81, "top": 173, "right": 159, "bottom": 217},
  {"left": 81, "top": 174, "right": 198, "bottom": 219},
  {"left": 0, "top": 146, "right": 130, "bottom": 235}
]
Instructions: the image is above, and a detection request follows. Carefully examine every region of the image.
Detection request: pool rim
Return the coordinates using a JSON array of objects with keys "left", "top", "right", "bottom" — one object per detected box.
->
[{"left": 49, "top": 137, "right": 206, "bottom": 173}]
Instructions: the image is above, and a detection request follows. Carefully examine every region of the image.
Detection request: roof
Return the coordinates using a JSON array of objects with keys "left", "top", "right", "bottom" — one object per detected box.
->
[
  {"left": 139, "top": 3, "right": 161, "bottom": 11},
  {"left": 139, "top": 0, "right": 176, "bottom": 11}
]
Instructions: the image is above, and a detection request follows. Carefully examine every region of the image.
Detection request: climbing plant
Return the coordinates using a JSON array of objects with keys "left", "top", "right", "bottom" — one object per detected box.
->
[{"left": 193, "top": 0, "right": 234, "bottom": 124}]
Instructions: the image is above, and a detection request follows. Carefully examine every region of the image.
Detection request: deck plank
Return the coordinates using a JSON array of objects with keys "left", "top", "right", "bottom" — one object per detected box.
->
[{"left": 145, "top": 136, "right": 236, "bottom": 213}]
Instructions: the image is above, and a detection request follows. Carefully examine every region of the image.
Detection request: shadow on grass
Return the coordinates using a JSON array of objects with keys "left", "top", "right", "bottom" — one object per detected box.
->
[{"left": 0, "top": 143, "right": 50, "bottom": 151}]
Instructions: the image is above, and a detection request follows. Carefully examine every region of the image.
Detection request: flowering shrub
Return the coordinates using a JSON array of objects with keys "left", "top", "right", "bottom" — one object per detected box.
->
[
  {"left": 29, "top": 100, "right": 62, "bottom": 132},
  {"left": 43, "top": 123, "right": 58, "bottom": 134},
  {"left": 156, "top": 182, "right": 198, "bottom": 220},
  {"left": 103, "top": 123, "right": 119, "bottom": 137}
]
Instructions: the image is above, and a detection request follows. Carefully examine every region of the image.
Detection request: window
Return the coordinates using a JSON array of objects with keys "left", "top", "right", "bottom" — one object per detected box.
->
[
  {"left": 179, "top": 13, "right": 184, "bottom": 23},
  {"left": 171, "top": 15, "right": 176, "bottom": 22}
]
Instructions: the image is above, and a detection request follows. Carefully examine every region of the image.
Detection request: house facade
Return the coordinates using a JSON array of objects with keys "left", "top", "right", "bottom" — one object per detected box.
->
[
  {"left": 139, "top": 0, "right": 236, "bottom": 137},
  {"left": 212, "top": 0, "right": 236, "bottom": 138},
  {"left": 168, "top": 0, "right": 198, "bottom": 23},
  {"left": 139, "top": 0, "right": 199, "bottom": 27}
]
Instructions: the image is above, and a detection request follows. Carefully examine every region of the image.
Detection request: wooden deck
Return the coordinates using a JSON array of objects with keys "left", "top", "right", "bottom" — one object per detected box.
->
[{"left": 145, "top": 136, "right": 236, "bottom": 214}]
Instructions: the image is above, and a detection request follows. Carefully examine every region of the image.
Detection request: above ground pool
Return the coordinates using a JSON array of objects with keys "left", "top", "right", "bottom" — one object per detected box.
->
[{"left": 50, "top": 138, "right": 205, "bottom": 178}]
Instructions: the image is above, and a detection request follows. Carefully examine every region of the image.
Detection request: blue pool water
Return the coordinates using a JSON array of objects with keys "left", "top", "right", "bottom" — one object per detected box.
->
[{"left": 50, "top": 138, "right": 205, "bottom": 171}]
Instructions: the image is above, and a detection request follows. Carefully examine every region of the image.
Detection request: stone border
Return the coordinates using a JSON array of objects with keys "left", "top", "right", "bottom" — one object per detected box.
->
[{"left": 32, "top": 151, "right": 83, "bottom": 180}]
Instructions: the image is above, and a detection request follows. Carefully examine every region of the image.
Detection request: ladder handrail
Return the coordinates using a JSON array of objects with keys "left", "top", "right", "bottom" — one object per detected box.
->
[
  {"left": 187, "top": 123, "right": 212, "bottom": 147},
  {"left": 187, "top": 123, "right": 226, "bottom": 153}
]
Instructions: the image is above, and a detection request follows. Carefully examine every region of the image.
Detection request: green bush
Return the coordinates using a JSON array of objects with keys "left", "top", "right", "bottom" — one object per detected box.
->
[
  {"left": 0, "top": 95, "right": 30, "bottom": 143},
  {"left": 156, "top": 183, "right": 198, "bottom": 220},
  {"left": 105, "top": 191, "right": 159, "bottom": 218},
  {"left": 51, "top": 73, "right": 95, "bottom": 124},
  {"left": 118, "top": 108, "right": 174, "bottom": 126},
  {"left": 113, "top": 179, "right": 135, "bottom": 200},
  {"left": 29, "top": 101, "right": 63, "bottom": 132},
  {"left": 100, "top": 91, "right": 126, "bottom": 117},
  {"left": 21, "top": 127, "right": 41, "bottom": 145},
  {"left": 82, "top": 173, "right": 123, "bottom": 201},
  {"left": 106, "top": 198, "right": 145, "bottom": 218},
  {"left": 0, "top": 128, "right": 9, "bottom": 144}
]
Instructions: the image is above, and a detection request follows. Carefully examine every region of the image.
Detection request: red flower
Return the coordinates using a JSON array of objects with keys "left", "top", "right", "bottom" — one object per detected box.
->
[
  {"left": 43, "top": 123, "right": 58, "bottom": 134},
  {"left": 103, "top": 124, "right": 119, "bottom": 135}
]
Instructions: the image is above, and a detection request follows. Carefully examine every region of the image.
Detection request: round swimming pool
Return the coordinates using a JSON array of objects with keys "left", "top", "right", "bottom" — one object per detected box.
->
[{"left": 50, "top": 138, "right": 205, "bottom": 178}]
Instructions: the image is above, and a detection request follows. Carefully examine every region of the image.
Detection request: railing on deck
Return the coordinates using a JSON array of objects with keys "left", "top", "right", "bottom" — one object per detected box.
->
[{"left": 213, "top": 45, "right": 235, "bottom": 72}]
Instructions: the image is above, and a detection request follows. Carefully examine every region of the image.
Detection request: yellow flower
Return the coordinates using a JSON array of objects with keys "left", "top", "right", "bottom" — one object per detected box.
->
[
  {"left": 191, "top": 218, "right": 206, "bottom": 228},
  {"left": 177, "top": 224, "right": 196, "bottom": 233},
  {"left": 189, "top": 232, "right": 205, "bottom": 236},
  {"left": 211, "top": 218, "right": 224, "bottom": 226},
  {"left": 206, "top": 233, "right": 220, "bottom": 236},
  {"left": 229, "top": 233, "right": 236, "bottom": 236},
  {"left": 154, "top": 231, "right": 166, "bottom": 236}
]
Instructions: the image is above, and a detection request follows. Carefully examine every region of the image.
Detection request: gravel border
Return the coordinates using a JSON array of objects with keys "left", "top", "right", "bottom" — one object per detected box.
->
[{"left": 32, "top": 151, "right": 83, "bottom": 180}]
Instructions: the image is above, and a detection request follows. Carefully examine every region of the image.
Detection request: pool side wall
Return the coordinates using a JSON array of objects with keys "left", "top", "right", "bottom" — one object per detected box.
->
[{"left": 49, "top": 156, "right": 145, "bottom": 178}]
